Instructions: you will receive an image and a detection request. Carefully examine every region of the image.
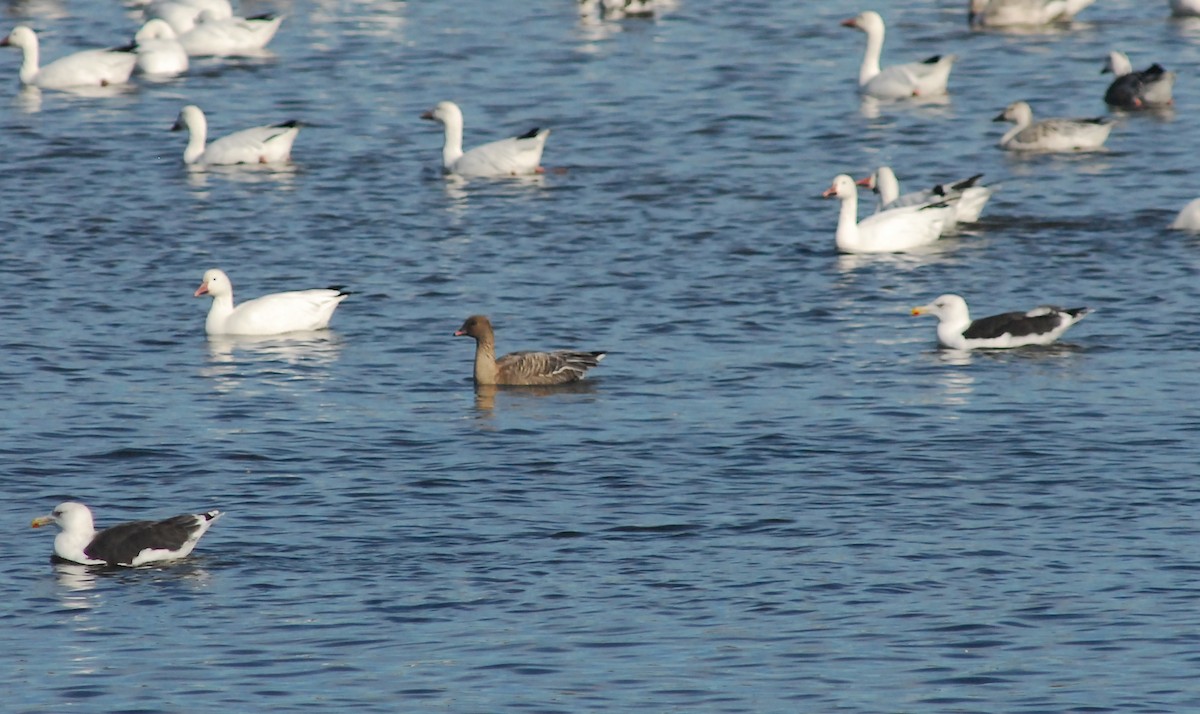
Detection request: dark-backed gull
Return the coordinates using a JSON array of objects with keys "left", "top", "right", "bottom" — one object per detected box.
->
[
  {"left": 912, "top": 294, "right": 1091, "bottom": 350},
  {"left": 32, "top": 502, "right": 223, "bottom": 567}
]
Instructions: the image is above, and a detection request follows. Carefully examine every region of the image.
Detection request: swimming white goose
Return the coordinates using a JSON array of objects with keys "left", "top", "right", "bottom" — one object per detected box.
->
[
  {"left": 32, "top": 501, "right": 223, "bottom": 567},
  {"left": 172, "top": 105, "right": 300, "bottom": 165},
  {"left": 912, "top": 294, "right": 1091, "bottom": 349},
  {"left": 146, "top": 0, "right": 233, "bottom": 35},
  {"left": 134, "top": 19, "right": 189, "bottom": 78},
  {"left": 421, "top": 101, "right": 550, "bottom": 178},
  {"left": 840, "top": 11, "right": 956, "bottom": 99},
  {"left": 1102, "top": 51, "right": 1174, "bottom": 109},
  {"left": 194, "top": 269, "right": 350, "bottom": 336},
  {"left": 178, "top": 12, "right": 282, "bottom": 56},
  {"left": 1, "top": 25, "right": 137, "bottom": 89},
  {"left": 993, "top": 101, "right": 1112, "bottom": 152},
  {"left": 822, "top": 174, "right": 951, "bottom": 253},
  {"left": 454, "top": 315, "right": 606, "bottom": 386},
  {"left": 1169, "top": 198, "right": 1200, "bottom": 231},
  {"left": 858, "top": 166, "right": 993, "bottom": 226},
  {"left": 968, "top": 0, "right": 1096, "bottom": 27}
]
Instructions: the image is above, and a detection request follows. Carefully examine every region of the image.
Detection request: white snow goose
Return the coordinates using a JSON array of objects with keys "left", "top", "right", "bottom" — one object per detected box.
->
[
  {"left": 858, "top": 166, "right": 993, "bottom": 226},
  {"left": 32, "top": 502, "right": 223, "bottom": 567},
  {"left": 421, "top": 100, "right": 550, "bottom": 178},
  {"left": 178, "top": 12, "right": 282, "bottom": 57},
  {"left": 1102, "top": 51, "right": 1174, "bottom": 109},
  {"left": 822, "top": 174, "right": 952, "bottom": 253},
  {"left": 454, "top": 315, "right": 606, "bottom": 386},
  {"left": 172, "top": 105, "right": 300, "bottom": 165},
  {"left": 840, "top": 11, "right": 956, "bottom": 99},
  {"left": 1169, "top": 198, "right": 1200, "bottom": 231},
  {"left": 1, "top": 25, "right": 137, "bottom": 89},
  {"left": 194, "top": 268, "right": 350, "bottom": 336},
  {"left": 134, "top": 19, "right": 189, "bottom": 78},
  {"left": 993, "top": 101, "right": 1112, "bottom": 152},
  {"left": 912, "top": 294, "right": 1091, "bottom": 349},
  {"left": 968, "top": 0, "right": 1096, "bottom": 28},
  {"left": 146, "top": 0, "right": 234, "bottom": 35}
]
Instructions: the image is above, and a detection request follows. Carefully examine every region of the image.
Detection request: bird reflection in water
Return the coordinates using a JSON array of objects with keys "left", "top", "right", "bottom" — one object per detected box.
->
[
  {"left": 471, "top": 380, "right": 601, "bottom": 413},
  {"left": 201, "top": 332, "right": 344, "bottom": 391}
]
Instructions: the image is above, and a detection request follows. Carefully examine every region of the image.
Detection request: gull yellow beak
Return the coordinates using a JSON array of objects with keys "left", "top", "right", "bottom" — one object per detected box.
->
[
  {"left": 31, "top": 515, "right": 54, "bottom": 528},
  {"left": 912, "top": 306, "right": 928, "bottom": 316}
]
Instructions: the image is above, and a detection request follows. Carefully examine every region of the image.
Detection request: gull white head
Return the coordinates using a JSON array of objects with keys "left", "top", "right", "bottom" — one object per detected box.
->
[{"left": 912, "top": 294, "right": 970, "bottom": 322}]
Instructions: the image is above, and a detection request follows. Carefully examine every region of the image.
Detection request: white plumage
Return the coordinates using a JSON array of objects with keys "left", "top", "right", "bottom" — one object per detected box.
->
[
  {"left": 840, "top": 11, "right": 955, "bottom": 100},
  {"left": 146, "top": 0, "right": 234, "bottom": 35},
  {"left": 912, "top": 294, "right": 1092, "bottom": 349},
  {"left": 968, "top": 0, "right": 1096, "bottom": 28},
  {"left": 178, "top": 12, "right": 282, "bottom": 57},
  {"left": 421, "top": 100, "right": 550, "bottom": 178},
  {"left": 1169, "top": 198, "right": 1200, "bottom": 232},
  {"left": 1, "top": 25, "right": 137, "bottom": 89},
  {"left": 994, "top": 101, "right": 1112, "bottom": 152},
  {"left": 172, "top": 105, "right": 301, "bottom": 166},
  {"left": 859, "top": 166, "right": 994, "bottom": 228},
  {"left": 194, "top": 268, "right": 350, "bottom": 336},
  {"left": 32, "top": 502, "right": 223, "bottom": 567},
  {"left": 134, "top": 19, "right": 189, "bottom": 78},
  {"left": 822, "top": 174, "right": 952, "bottom": 253}
]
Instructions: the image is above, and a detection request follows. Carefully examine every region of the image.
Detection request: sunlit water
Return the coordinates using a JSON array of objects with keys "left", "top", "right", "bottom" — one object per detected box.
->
[{"left": 3, "top": 0, "right": 1200, "bottom": 711}]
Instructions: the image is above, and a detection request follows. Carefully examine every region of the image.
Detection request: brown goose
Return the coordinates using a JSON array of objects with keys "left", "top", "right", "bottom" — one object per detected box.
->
[{"left": 453, "top": 315, "right": 606, "bottom": 386}]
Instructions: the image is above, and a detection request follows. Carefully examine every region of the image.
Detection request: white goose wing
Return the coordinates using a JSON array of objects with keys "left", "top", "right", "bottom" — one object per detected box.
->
[
  {"left": 223, "top": 288, "right": 349, "bottom": 335},
  {"left": 453, "top": 128, "right": 550, "bottom": 177},
  {"left": 203, "top": 122, "right": 300, "bottom": 165}
]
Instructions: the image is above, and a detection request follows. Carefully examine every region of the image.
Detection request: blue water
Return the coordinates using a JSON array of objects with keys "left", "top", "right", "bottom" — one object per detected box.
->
[{"left": 4, "top": 0, "right": 1200, "bottom": 711}]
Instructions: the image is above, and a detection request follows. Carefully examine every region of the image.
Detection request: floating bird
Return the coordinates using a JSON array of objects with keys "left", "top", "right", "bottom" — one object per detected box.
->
[
  {"left": 968, "top": 0, "right": 1096, "bottom": 28},
  {"left": 578, "top": 0, "right": 659, "bottom": 19},
  {"left": 1169, "top": 198, "right": 1200, "bottom": 232},
  {"left": 993, "top": 101, "right": 1112, "bottom": 152},
  {"left": 1102, "top": 51, "right": 1174, "bottom": 109},
  {"left": 0, "top": 25, "right": 137, "bottom": 89},
  {"left": 421, "top": 101, "right": 550, "bottom": 178},
  {"left": 857, "top": 166, "right": 993, "bottom": 227},
  {"left": 178, "top": 12, "right": 282, "bottom": 56},
  {"left": 146, "top": 0, "right": 234, "bottom": 35},
  {"left": 454, "top": 315, "right": 605, "bottom": 386},
  {"left": 912, "top": 294, "right": 1091, "bottom": 349},
  {"left": 32, "top": 502, "right": 223, "bottom": 567},
  {"left": 172, "top": 105, "right": 300, "bottom": 165},
  {"left": 194, "top": 268, "right": 350, "bottom": 336},
  {"left": 822, "top": 174, "right": 951, "bottom": 253},
  {"left": 134, "top": 19, "right": 189, "bottom": 78},
  {"left": 840, "top": 11, "right": 956, "bottom": 100}
]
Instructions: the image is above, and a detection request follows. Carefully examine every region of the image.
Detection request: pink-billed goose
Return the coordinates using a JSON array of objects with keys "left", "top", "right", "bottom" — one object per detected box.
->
[
  {"left": 912, "top": 294, "right": 1091, "bottom": 349},
  {"left": 172, "top": 105, "right": 300, "bottom": 165},
  {"left": 194, "top": 268, "right": 349, "bottom": 336},
  {"left": 822, "top": 174, "right": 951, "bottom": 253},
  {"left": 1, "top": 25, "right": 137, "bottom": 89},
  {"left": 421, "top": 101, "right": 550, "bottom": 178},
  {"left": 1102, "top": 51, "right": 1174, "bottom": 109},
  {"left": 993, "top": 101, "right": 1112, "bottom": 152},
  {"left": 857, "top": 166, "right": 993, "bottom": 225},
  {"left": 454, "top": 315, "right": 605, "bottom": 386},
  {"left": 840, "top": 11, "right": 956, "bottom": 99},
  {"left": 32, "top": 502, "right": 223, "bottom": 567}
]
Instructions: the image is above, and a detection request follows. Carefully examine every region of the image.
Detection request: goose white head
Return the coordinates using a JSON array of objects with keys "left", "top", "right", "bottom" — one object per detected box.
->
[
  {"left": 822, "top": 173, "right": 859, "bottom": 201},
  {"left": 194, "top": 268, "right": 233, "bottom": 299},
  {"left": 1, "top": 25, "right": 42, "bottom": 84},
  {"left": 136, "top": 18, "right": 179, "bottom": 42},
  {"left": 840, "top": 10, "right": 885, "bottom": 35},
  {"left": 993, "top": 100, "right": 1033, "bottom": 127},
  {"left": 420, "top": 100, "right": 467, "bottom": 170},
  {"left": 171, "top": 105, "right": 209, "bottom": 163},
  {"left": 856, "top": 166, "right": 900, "bottom": 204},
  {"left": 1102, "top": 50, "right": 1132, "bottom": 77}
]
